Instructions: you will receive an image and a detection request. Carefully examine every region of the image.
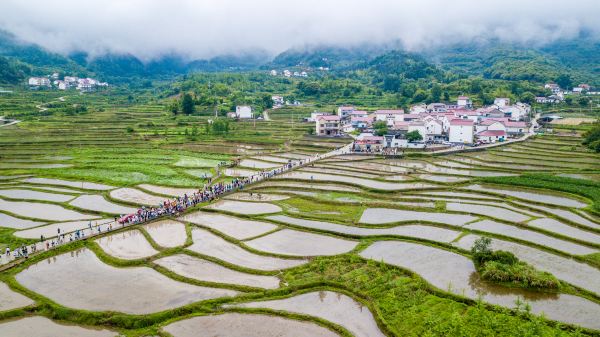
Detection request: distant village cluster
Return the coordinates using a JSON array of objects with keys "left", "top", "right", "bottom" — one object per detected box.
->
[
  {"left": 313, "top": 96, "right": 532, "bottom": 150},
  {"left": 28, "top": 73, "right": 108, "bottom": 92},
  {"left": 269, "top": 69, "right": 309, "bottom": 78},
  {"left": 536, "top": 82, "right": 598, "bottom": 104}
]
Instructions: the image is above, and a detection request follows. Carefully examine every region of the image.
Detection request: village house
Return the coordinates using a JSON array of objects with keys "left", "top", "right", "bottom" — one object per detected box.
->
[
  {"left": 283, "top": 70, "right": 291, "bottom": 77},
  {"left": 353, "top": 134, "right": 384, "bottom": 152},
  {"left": 408, "top": 121, "right": 427, "bottom": 141},
  {"left": 337, "top": 105, "right": 355, "bottom": 119},
  {"left": 271, "top": 95, "right": 284, "bottom": 106},
  {"left": 53, "top": 80, "right": 68, "bottom": 90},
  {"left": 28, "top": 77, "right": 50, "bottom": 87},
  {"left": 456, "top": 96, "right": 473, "bottom": 108},
  {"left": 235, "top": 105, "right": 253, "bottom": 119},
  {"left": 270, "top": 70, "right": 277, "bottom": 76},
  {"left": 374, "top": 109, "right": 404, "bottom": 126},
  {"left": 427, "top": 103, "right": 447, "bottom": 112},
  {"left": 477, "top": 130, "right": 506, "bottom": 143},
  {"left": 573, "top": 84, "right": 591, "bottom": 93},
  {"left": 423, "top": 117, "right": 444, "bottom": 141},
  {"left": 306, "top": 111, "right": 330, "bottom": 122},
  {"left": 316, "top": 115, "right": 341, "bottom": 136},
  {"left": 350, "top": 115, "right": 373, "bottom": 130},
  {"left": 494, "top": 98, "right": 510, "bottom": 107},
  {"left": 544, "top": 83, "right": 562, "bottom": 94},
  {"left": 449, "top": 118, "right": 474, "bottom": 144}
]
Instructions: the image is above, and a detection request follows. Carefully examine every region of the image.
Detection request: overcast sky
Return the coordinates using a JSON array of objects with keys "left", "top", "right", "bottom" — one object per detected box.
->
[{"left": 0, "top": 0, "right": 598, "bottom": 61}]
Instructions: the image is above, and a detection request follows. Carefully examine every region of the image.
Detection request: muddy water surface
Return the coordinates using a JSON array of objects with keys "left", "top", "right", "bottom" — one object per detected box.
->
[
  {"left": 14, "top": 219, "right": 112, "bottom": 239},
  {"left": 16, "top": 249, "right": 237, "bottom": 314},
  {"left": 180, "top": 211, "right": 276, "bottom": 239},
  {"left": 0, "top": 316, "right": 116, "bottom": 337},
  {"left": 360, "top": 208, "right": 476, "bottom": 226},
  {"left": 0, "top": 199, "right": 98, "bottom": 221},
  {"left": 0, "top": 189, "right": 74, "bottom": 202},
  {"left": 245, "top": 229, "right": 357, "bottom": 256},
  {"left": 69, "top": 195, "right": 137, "bottom": 215},
  {"left": 22, "top": 178, "right": 114, "bottom": 190},
  {"left": 188, "top": 228, "right": 306, "bottom": 270},
  {"left": 109, "top": 188, "right": 165, "bottom": 206},
  {"left": 233, "top": 291, "right": 385, "bottom": 337},
  {"left": 155, "top": 254, "right": 280, "bottom": 289},
  {"left": 446, "top": 202, "right": 530, "bottom": 222},
  {"left": 96, "top": 230, "right": 158, "bottom": 260},
  {"left": 0, "top": 281, "right": 33, "bottom": 311},
  {"left": 204, "top": 200, "right": 282, "bottom": 215},
  {"left": 163, "top": 313, "right": 339, "bottom": 337},
  {"left": 0, "top": 212, "right": 45, "bottom": 229},
  {"left": 143, "top": 220, "right": 187, "bottom": 247}
]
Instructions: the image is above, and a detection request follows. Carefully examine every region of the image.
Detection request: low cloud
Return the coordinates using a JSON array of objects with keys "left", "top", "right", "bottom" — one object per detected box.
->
[{"left": 0, "top": 0, "right": 598, "bottom": 61}]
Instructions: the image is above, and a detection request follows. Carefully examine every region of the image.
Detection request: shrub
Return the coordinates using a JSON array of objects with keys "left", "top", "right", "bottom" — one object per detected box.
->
[{"left": 471, "top": 237, "right": 559, "bottom": 289}]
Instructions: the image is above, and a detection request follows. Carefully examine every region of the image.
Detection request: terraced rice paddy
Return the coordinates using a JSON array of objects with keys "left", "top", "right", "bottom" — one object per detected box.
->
[
  {"left": 204, "top": 200, "right": 282, "bottom": 215},
  {"left": 143, "top": 220, "right": 187, "bottom": 247},
  {"left": 95, "top": 230, "right": 158, "bottom": 260},
  {"left": 1, "top": 104, "right": 599, "bottom": 337},
  {"left": 180, "top": 211, "right": 277, "bottom": 239},
  {"left": 69, "top": 194, "right": 138, "bottom": 214},
  {"left": 244, "top": 229, "right": 358, "bottom": 256},
  {"left": 0, "top": 316, "right": 116, "bottom": 337},
  {"left": 109, "top": 187, "right": 165, "bottom": 206},
  {"left": 188, "top": 228, "right": 306, "bottom": 270},
  {"left": 163, "top": 313, "right": 339, "bottom": 337},
  {"left": 15, "top": 249, "right": 237, "bottom": 314},
  {"left": 360, "top": 241, "right": 600, "bottom": 330},
  {"left": 232, "top": 291, "right": 386, "bottom": 337},
  {"left": 155, "top": 254, "right": 280, "bottom": 289}
]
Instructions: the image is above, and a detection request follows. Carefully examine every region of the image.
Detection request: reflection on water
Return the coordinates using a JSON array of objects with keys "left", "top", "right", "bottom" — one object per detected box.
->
[{"left": 468, "top": 272, "right": 559, "bottom": 301}]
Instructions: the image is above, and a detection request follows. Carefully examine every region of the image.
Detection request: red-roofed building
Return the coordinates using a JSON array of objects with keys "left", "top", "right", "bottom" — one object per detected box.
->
[
  {"left": 449, "top": 119, "right": 474, "bottom": 143},
  {"left": 477, "top": 129, "right": 506, "bottom": 143},
  {"left": 316, "top": 115, "right": 341, "bottom": 136}
]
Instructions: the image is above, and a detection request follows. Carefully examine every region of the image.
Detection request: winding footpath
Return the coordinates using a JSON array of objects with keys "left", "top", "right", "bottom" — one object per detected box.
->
[{"left": 0, "top": 143, "right": 352, "bottom": 270}]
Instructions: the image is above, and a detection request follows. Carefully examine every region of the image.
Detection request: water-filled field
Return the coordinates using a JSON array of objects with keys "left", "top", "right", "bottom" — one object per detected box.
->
[{"left": 0, "top": 106, "right": 599, "bottom": 337}]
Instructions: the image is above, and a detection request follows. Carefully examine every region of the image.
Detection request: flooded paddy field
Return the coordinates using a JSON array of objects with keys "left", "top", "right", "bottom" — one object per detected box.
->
[
  {"left": 204, "top": 200, "right": 282, "bottom": 215},
  {"left": 244, "top": 229, "right": 358, "bottom": 256},
  {"left": 137, "top": 184, "right": 197, "bottom": 197},
  {"left": 155, "top": 254, "right": 280, "bottom": 289},
  {"left": 163, "top": 313, "right": 339, "bottom": 337},
  {"left": 69, "top": 194, "right": 138, "bottom": 214},
  {"left": 232, "top": 291, "right": 386, "bottom": 337},
  {"left": 360, "top": 208, "right": 476, "bottom": 226},
  {"left": 0, "top": 212, "right": 45, "bottom": 229},
  {"left": 0, "top": 316, "right": 116, "bottom": 337},
  {"left": 14, "top": 219, "right": 112, "bottom": 239},
  {"left": 21, "top": 178, "right": 115, "bottom": 190},
  {"left": 0, "top": 189, "right": 75, "bottom": 202},
  {"left": 95, "top": 230, "right": 158, "bottom": 260},
  {"left": 0, "top": 281, "right": 33, "bottom": 311},
  {"left": 180, "top": 211, "right": 277, "bottom": 239},
  {"left": 143, "top": 220, "right": 187, "bottom": 247},
  {"left": 0, "top": 198, "right": 98, "bottom": 221},
  {"left": 15, "top": 249, "right": 237, "bottom": 314},
  {"left": 465, "top": 220, "right": 597, "bottom": 255},
  {"left": 109, "top": 187, "right": 165, "bottom": 206},
  {"left": 360, "top": 241, "right": 600, "bottom": 330},
  {"left": 188, "top": 228, "right": 307, "bottom": 270},
  {"left": 1, "top": 110, "right": 599, "bottom": 337}
]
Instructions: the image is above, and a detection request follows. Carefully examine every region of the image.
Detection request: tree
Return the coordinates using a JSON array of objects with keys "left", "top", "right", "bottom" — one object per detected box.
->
[
  {"left": 443, "top": 91, "right": 450, "bottom": 102},
  {"left": 181, "top": 93, "right": 195, "bottom": 115},
  {"left": 555, "top": 74, "right": 572, "bottom": 90},
  {"left": 431, "top": 84, "right": 442, "bottom": 102},
  {"left": 564, "top": 96, "right": 574, "bottom": 105},
  {"left": 578, "top": 96, "right": 591, "bottom": 107},
  {"left": 520, "top": 92, "right": 535, "bottom": 105},
  {"left": 406, "top": 130, "right": 423, "bottom": 142},
  {"left": 412, "top": 89, "right": 428, "bottom": 103},
  {"left": 582, "top": 122, "right": 600, "bottom": 153},
  {"left": 261, "top": 94, "right": 273, "bottom": 109},
  {"left": 373, "top": 121, "right": 388, "bottom": 136},
  {"left": 168, "top": 100, "right": 179, "bottom": 114}
]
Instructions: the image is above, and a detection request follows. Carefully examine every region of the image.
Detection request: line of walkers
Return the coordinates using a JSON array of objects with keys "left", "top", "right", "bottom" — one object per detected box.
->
[{"left": 2, "top": 152, "right": 329, "bottom": 266}]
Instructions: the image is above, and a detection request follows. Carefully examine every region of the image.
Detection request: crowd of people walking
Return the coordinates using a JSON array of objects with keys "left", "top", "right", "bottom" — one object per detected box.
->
[{"left": 1, "top": 147, "right": 349, "bottom": 267}]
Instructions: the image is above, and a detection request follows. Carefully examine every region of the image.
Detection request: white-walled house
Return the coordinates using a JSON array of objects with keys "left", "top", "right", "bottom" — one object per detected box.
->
[
  {"left": 236, "top": 105, "right": 253, "bottom": 119},
  {"left": 271, "top": 95, "right": 284, "bottom": 106},
  {"left": 28, "top": 77, "right": 50, "bottom": 87},
  {"left": 337, "top": 106, "right": 355, "bottom": 119},
  {"left": 504, "top": 121, "right": 528, "bottom": 135},
  {"left": 408, "top": 121, "right": 427, "bottom": 141},
  {"left": 449, "top": 119, "right": 474, "bottom": 144},
  {"left": 374, "top": 109, "right": 404, "bottom": 126},
  {"left": 424, "top": 118, "right": 443, "bottom": 141},
  {"left": 477, "top": 130, "right": 506, "bottom": 143},
  {"left": 494, "top": 98, "right": 510, "bottom": 107},
  {"left": 456, "top": 96, "right": 472, "bottom": 108}
]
